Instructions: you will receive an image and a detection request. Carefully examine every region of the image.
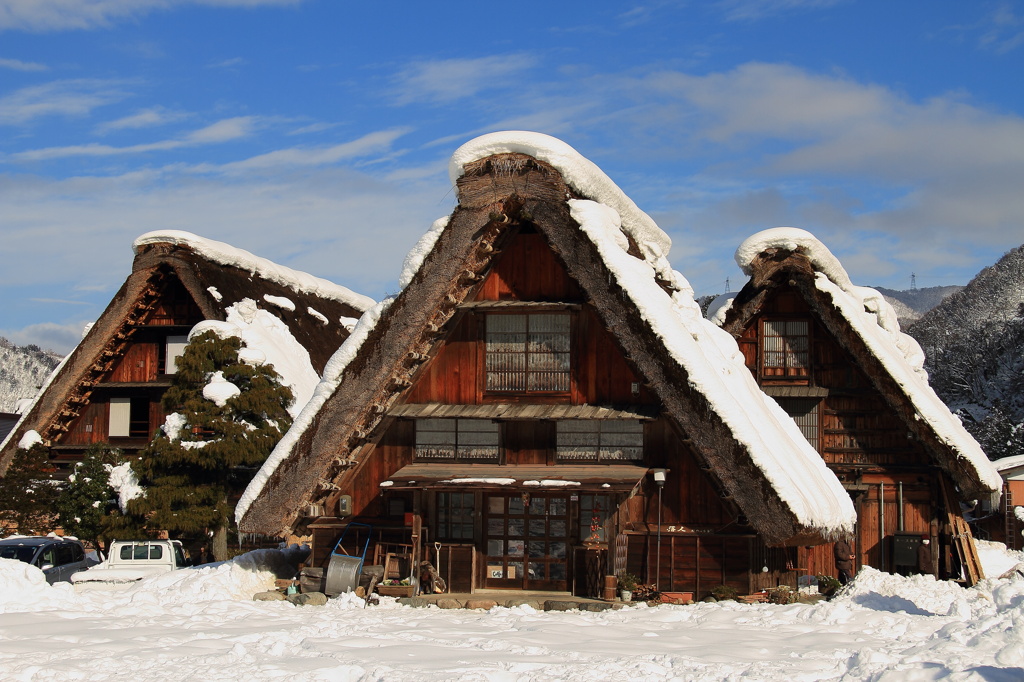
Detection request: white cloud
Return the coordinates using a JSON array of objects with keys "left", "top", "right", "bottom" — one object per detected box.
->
[
  {"left": 0, "top": 79, "right": 130, "bottom": 125},
  {"left": 975, "top": 2, "right": 1024, "bottom": 53},
  {"left": 716, "top": 0, "right": 846, "bottom": 22},
  {"left": 0, "top": 57, "right": 47, "bottom": 71},
  {"left": 13, "top": 116, "right": 258, "bottom": 160},
  {"left": 391, "top": 54, "right": 538, "bottom": 105},
  {"left": 94, "top": 107, "right": 188, "bottom": 134},
  {"left": 0, "top": 321, "right": 92, "bottom": 354},
  {"left": 209, "top": 128, "right": 411, "bottom": 173},
  {"left": 0, "top": 0, "right": 304, "bottom": 33}
]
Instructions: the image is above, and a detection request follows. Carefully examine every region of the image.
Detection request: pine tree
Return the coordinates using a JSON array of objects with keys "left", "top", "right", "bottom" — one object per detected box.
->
[
  {"left": 0, "top": 442, "right": 62, "bottom": 534},
  {"left": 128, "top": 331, "right": 293, "bottom": 560},
  {"left": 55, "top": 444, "right": 122, "bottom": 552}
]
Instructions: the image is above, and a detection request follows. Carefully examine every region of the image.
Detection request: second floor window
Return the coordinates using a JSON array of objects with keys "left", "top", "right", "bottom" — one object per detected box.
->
[
  {"left": 556, "top": 420, "right": 644, "bottom": 462},
  {"left": 486, "top": 313, "right": 570, "bottom": 392},
  {"left": 762, "top": 319, "right": 809, "bottom": 379},
  {"left": 415, "top": 419, "right": 500, "bottom": 462}
]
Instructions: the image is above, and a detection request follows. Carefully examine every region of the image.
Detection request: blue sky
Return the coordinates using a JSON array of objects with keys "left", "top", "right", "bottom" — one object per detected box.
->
[{"left": 2, "top": 0, "right": 1023, "bottom": 354}]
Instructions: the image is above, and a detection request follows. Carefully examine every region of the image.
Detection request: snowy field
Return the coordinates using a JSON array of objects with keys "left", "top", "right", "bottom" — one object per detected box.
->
[{"left": 2, "top": 544, "right": 1024, "bottom": 681}]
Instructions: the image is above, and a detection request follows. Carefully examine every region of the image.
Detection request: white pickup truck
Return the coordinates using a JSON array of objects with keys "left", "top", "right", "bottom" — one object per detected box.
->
[{"left": 71, "top": 539, "right": 188, "bottom": 590}]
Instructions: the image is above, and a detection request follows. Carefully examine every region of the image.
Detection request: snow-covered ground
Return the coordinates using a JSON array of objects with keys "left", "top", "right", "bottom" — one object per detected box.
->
[{"left": 2, "top": 544, "right": 1023, "bottom": 681}]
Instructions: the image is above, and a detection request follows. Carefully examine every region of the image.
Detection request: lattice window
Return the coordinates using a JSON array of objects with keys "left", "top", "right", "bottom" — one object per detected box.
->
[
  {"left": 415, "top": 419, "right": 499, "bottom": 462},
  {"left": 556, "top": 420, "right": 644, "bottom": 462},
  {"left": 778, "top": 398, "right": 820, "bottom": 451},
  {"left": 762, "top": 319, "right": 810, "bottom": 378},
  {"left": 437, "top": 492, "right": 475, "bottom": 541},
  {"left": 486, "top": 314, "right": 570, "bottom": 392}
]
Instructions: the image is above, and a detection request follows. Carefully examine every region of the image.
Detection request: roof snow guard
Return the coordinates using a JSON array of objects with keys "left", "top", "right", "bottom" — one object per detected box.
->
[
  {"left": 236, "top": 132, "right": 856, "bottom": 544},
  {"left": 713, "top": 227, "right": 1002, "bottom": 501}
]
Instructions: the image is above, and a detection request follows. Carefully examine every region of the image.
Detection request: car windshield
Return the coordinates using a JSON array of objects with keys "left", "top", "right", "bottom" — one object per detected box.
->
[{"left": 0, "top": 545, "right": 39, "bottom": 563}]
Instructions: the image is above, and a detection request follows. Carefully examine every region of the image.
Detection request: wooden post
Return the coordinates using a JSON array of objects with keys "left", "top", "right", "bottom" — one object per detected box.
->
[{"left": 411, "top": 489, "right": 423, "bottom": 595}]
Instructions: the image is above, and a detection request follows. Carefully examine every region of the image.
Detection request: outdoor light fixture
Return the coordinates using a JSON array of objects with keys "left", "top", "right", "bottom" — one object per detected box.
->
[{"left": 651, "top": 469, "right": 668, "bottom": 590}]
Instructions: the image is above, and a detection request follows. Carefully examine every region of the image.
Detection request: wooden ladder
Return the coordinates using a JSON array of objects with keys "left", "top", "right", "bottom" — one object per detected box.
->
[
  {"left": 1004, "top": 484, "right": 1017, "bottom": 551},
  {"left": 940, "top": 477, "right": 984, "bottom": 586}
]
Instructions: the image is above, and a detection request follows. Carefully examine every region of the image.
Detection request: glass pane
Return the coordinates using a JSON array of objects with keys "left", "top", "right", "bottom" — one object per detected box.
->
[
  {"left": 550, "top": 519, "right": 566, "bottom": 536},
  {"left": 488, "top": 519, "right": 504, "bottom": 536},
  {"left": 508, "top": 497, "right": 524, "bottom": 514},
  {"left": 508, "top": 540, "right": 524, "bottom": 557},
  {"left": 529, "top": 519, "right": 546, "bottom": 536},
  {"left": 508, "top": 519, "right": 524, "bottom": 536},
  {"left": 550, "top": 563, "right": 566, "bottom": 581},
  {"left": 488, "top": 540, "right": 504, "bottom": 556},
  {"left": 549, "top": 498, "right": 566, "bottom": 516},
  {"left": 528, "top": 541, "right": 546, "bottom": 558},
  {"left": 488, "top": 496, "right": 504, "bottom": 514},
  {"left": 530, "top": 562, "right": 547, "bottom": 580},
  {"left": 529, "top": 497, "right": 545, "bottom": 515},
  {"left": 550, "top": 542, "right": 567, "bottom": 559}
]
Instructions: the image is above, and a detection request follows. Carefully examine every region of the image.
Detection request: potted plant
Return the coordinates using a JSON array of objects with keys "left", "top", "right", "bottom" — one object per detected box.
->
[{"left": 617, "top": 571, "right": 638, "bottom": 601}]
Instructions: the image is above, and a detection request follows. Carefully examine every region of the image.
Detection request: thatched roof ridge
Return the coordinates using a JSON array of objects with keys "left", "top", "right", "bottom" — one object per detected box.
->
[
  {"left": 0, "top": 234, "right": 371, "bottom": 475},
  {"left": 716, "top": 227, "right": 1002, "bottom": 500},
  {"left": 238, "top": 135, "right": 855, "bottom": 544}
]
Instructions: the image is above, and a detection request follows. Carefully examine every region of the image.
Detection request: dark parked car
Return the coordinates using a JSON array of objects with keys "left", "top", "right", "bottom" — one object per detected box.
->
[{"left": 0, "top": 536, "right": 97, "bottom": 584}]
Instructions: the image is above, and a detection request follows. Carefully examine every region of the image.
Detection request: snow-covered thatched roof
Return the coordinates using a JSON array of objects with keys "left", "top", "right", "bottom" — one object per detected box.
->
[
  {"left": 712, "top": 227, "right": 1002, "bottom": 499},
  {"left": 0, "top": 232, "right": 373, "bottom": 474},
  {"left": 237, "top": 132, "right": 856, "bottom": 543}
]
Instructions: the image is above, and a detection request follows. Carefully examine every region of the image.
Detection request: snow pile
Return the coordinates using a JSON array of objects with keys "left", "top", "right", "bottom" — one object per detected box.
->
[
  {"left": 17, "top": 428, "right": 42, "bottom": 450},
  {"left": 202, "top": 371, "right": 242, "bottom": 407},
  {"left": 133, "top": 230, "right": 374, "bottom": 311},
  {"left": 106, "top": 461, "right": 143, "bottom": 511},
  {"left": 190, "top": 297, "right": 319, "bottom": 418},
  {"left": 734, "top": 227, "right": 1002, "bottom": 495},
  {"left": 238, "top": 132, "right": 855, "bottom": 535}
]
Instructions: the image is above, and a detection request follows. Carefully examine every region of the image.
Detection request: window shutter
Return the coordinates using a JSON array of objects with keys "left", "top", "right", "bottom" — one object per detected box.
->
[
  {"left": 165, "top": 336, "right": 189, "bottom": 374},
  {"left": 109, "top": 397, "right": 131, "bottom": 437}
]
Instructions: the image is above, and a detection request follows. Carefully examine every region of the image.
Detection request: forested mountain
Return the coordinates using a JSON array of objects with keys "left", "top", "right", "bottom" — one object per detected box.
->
[
  {"left": 0, "top": 338, "right": 62, "bottom": 413},
  {"left": 907, "top": 245, "right": 1024, "bottom": 461},
  {"left": 874, "top": 286, "right": 963, "bottom": 327}
]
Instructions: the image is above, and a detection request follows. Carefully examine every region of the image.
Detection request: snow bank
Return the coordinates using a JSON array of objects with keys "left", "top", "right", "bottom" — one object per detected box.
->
[
  {"left": 134, "top": 230, "right": 374, "bottom": 311},
  {"left": 5, "top": 546, "right": 1024, "bottom": 681},
  {"left": 734, "top": 227, "right": 1002, "bottom": 495}
]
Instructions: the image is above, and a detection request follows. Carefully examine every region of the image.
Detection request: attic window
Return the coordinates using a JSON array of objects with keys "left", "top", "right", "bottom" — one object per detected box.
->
[
  {"left": 485, "top": 313, "right": 570, "bottom": 392},
  {"left": 762, "top": 319, "right": 809, "bottom": 379},
  {"left": 556, "top": 420, "right": 643, "bottom": 462},
  {"left": 415, "top": 419, "right": 499, "bottom": 462}
]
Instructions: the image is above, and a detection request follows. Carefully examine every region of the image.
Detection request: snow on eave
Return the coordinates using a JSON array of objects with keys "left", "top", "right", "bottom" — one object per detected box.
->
[
  {"left": 569, "top": 201, "right": 856, "bottom": 534},
  {"left": 133, "top": 230, "right": 374, "bottom": 312},
  {"left": 992, "top": 455, "right": 1024, "bottom": 477},
  {"left": 449, "top": 131, "right": 673, "bottom": 268},
  {"left": 814, "top": 274, "right": 1002, "bottom": 493},
  {"left": 733, "top": 228, "right": 1002, "bottom": 494}
]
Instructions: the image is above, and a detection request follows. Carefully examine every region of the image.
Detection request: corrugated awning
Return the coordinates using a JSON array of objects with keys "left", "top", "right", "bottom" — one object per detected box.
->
[
  {"left": 388, "top": 402, "right": 659, "bottom": 421},
  {"left": 382, "top": 463, "right": 649, "bottom": 492}
]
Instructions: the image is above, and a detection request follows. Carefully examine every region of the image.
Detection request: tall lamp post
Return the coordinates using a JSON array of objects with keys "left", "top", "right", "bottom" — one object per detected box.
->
[{"left": 652, "top": 469, "right": 667, "bottom": 591}]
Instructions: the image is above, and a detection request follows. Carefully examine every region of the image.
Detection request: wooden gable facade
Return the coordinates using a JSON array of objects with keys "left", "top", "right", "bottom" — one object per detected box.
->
[
  {"left": 240, "top": 149, "right": 855, "bottom": 600},
  {"left": 717, "top": 242, "right": 995, "bottom": 583},
  {"left": 0, "top": 235, "right": 370, "bottom": 476}
]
